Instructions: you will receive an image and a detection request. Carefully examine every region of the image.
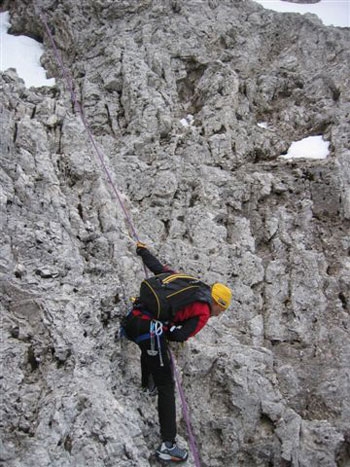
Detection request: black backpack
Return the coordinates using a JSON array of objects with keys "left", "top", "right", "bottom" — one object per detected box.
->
[{"left": 138, "top": 272, "right": 212, "bottom": 321}]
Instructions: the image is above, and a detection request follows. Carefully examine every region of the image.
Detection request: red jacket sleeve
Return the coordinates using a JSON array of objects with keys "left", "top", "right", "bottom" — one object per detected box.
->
[{"left": 172, "top": 302, "right": 211, "bottom": 339}]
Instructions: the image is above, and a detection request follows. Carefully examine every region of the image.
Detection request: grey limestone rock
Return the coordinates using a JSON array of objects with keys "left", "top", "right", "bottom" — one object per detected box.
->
[{"left": 1, "top": 0, "right": 350, "bottom": 466}]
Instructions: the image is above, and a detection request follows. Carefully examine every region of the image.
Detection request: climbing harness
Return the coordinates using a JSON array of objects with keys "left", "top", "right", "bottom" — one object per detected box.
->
[
  {"left": 122, "top": 309, "right": 165, "bottom": 367},
  {"left": 39, "top": 12, "right": 201, "bottom": 467}
]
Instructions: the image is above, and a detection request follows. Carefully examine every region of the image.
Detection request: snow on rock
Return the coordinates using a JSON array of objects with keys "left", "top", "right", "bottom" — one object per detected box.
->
[
  {"left": 1, "top": 1, "right": 350, "bottom": 466},
  {"left": 253, "top": 0, "right": 349, "bottom": 27},
  {"left": 279, "top": 135, "right": 330, "bottom": 160},
  {"left": 0, "top": 11, "right": 55, "bottom": 88},
  {"left": 180, "top": 114, "right": 194, "bottom": 127}
]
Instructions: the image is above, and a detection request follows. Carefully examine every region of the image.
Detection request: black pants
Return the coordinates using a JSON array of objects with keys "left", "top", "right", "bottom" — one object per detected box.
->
[
  {"left": 122, "top": 312, "right": 176, "bottom": 442},
  {"left": 139, "top": 337, "right": 176, "bottom": 442}
]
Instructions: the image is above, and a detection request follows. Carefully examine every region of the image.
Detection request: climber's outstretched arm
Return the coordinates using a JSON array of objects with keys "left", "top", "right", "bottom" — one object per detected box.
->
[{"left": 136, "top": 242, "right": 174, "bottom": 275}]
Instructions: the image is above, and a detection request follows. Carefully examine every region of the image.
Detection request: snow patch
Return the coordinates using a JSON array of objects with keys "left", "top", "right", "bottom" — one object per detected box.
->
[
  {"left": 279, "top": 135, "right": 330, "bottom": 160},
  {"left": 253, "top": 0, "right": 349, "bottom": 28},
  {"left": 257, "top": 122, "right": 269, "bottom": 129},
  {"left": 180, "top": 114, "right": 194, "bottom": 127},
  {"left": 0, "top": 11, "right": 55, "bottom": 88}
]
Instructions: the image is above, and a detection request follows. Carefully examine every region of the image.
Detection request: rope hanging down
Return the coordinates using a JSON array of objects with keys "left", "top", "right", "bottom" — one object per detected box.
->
[
  {"left": 170, "top": 351, "right": 202, "bottom": 466},
  {"left": 39, "top": 12, "right": 202, "bottom": 467},
  {"left": 39, "top": 12, "right": 139, "bottom": 243}
]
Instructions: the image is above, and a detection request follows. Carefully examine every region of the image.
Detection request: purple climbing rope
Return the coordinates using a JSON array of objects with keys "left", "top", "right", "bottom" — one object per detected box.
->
[
  {"left": 40, "top": 12, "right": 139, "bottom": 243},
  {"left": 170, "top": 351, "right": 202, "bottom": 467},
  {"left": 39, "top": 11, "right": 201, "bottom": 466}
]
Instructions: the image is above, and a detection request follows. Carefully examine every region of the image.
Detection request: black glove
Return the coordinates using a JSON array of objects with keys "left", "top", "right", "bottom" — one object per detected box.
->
[
  {"left": 136, "top": 241, "right": 148, "bottom": 256},
  {"left": 167, "top": 325, "right": 186, "bottom": 342},
  {"left": 136, "top": 243, "right": 168, "bottom": 274}
]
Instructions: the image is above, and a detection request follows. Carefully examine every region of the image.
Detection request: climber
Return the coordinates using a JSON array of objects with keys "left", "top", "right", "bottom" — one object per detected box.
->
[{"left": 121, "top": 242, "right": 232, "bottom": 463}]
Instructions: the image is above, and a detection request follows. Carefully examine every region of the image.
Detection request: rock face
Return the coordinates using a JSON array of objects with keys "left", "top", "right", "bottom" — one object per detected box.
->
[{"left": 1, "top": 1, "right": 349, "bottom": 466}]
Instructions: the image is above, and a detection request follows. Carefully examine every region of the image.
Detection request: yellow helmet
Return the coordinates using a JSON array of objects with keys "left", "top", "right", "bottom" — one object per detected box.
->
[{"left": 211, "top": 283, "right": 232, "bottom": 310}]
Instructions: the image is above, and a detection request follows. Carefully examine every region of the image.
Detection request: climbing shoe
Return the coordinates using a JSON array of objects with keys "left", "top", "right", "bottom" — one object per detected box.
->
[{"left": 156, "top": 442, "right": 188, "bottom": 463}]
